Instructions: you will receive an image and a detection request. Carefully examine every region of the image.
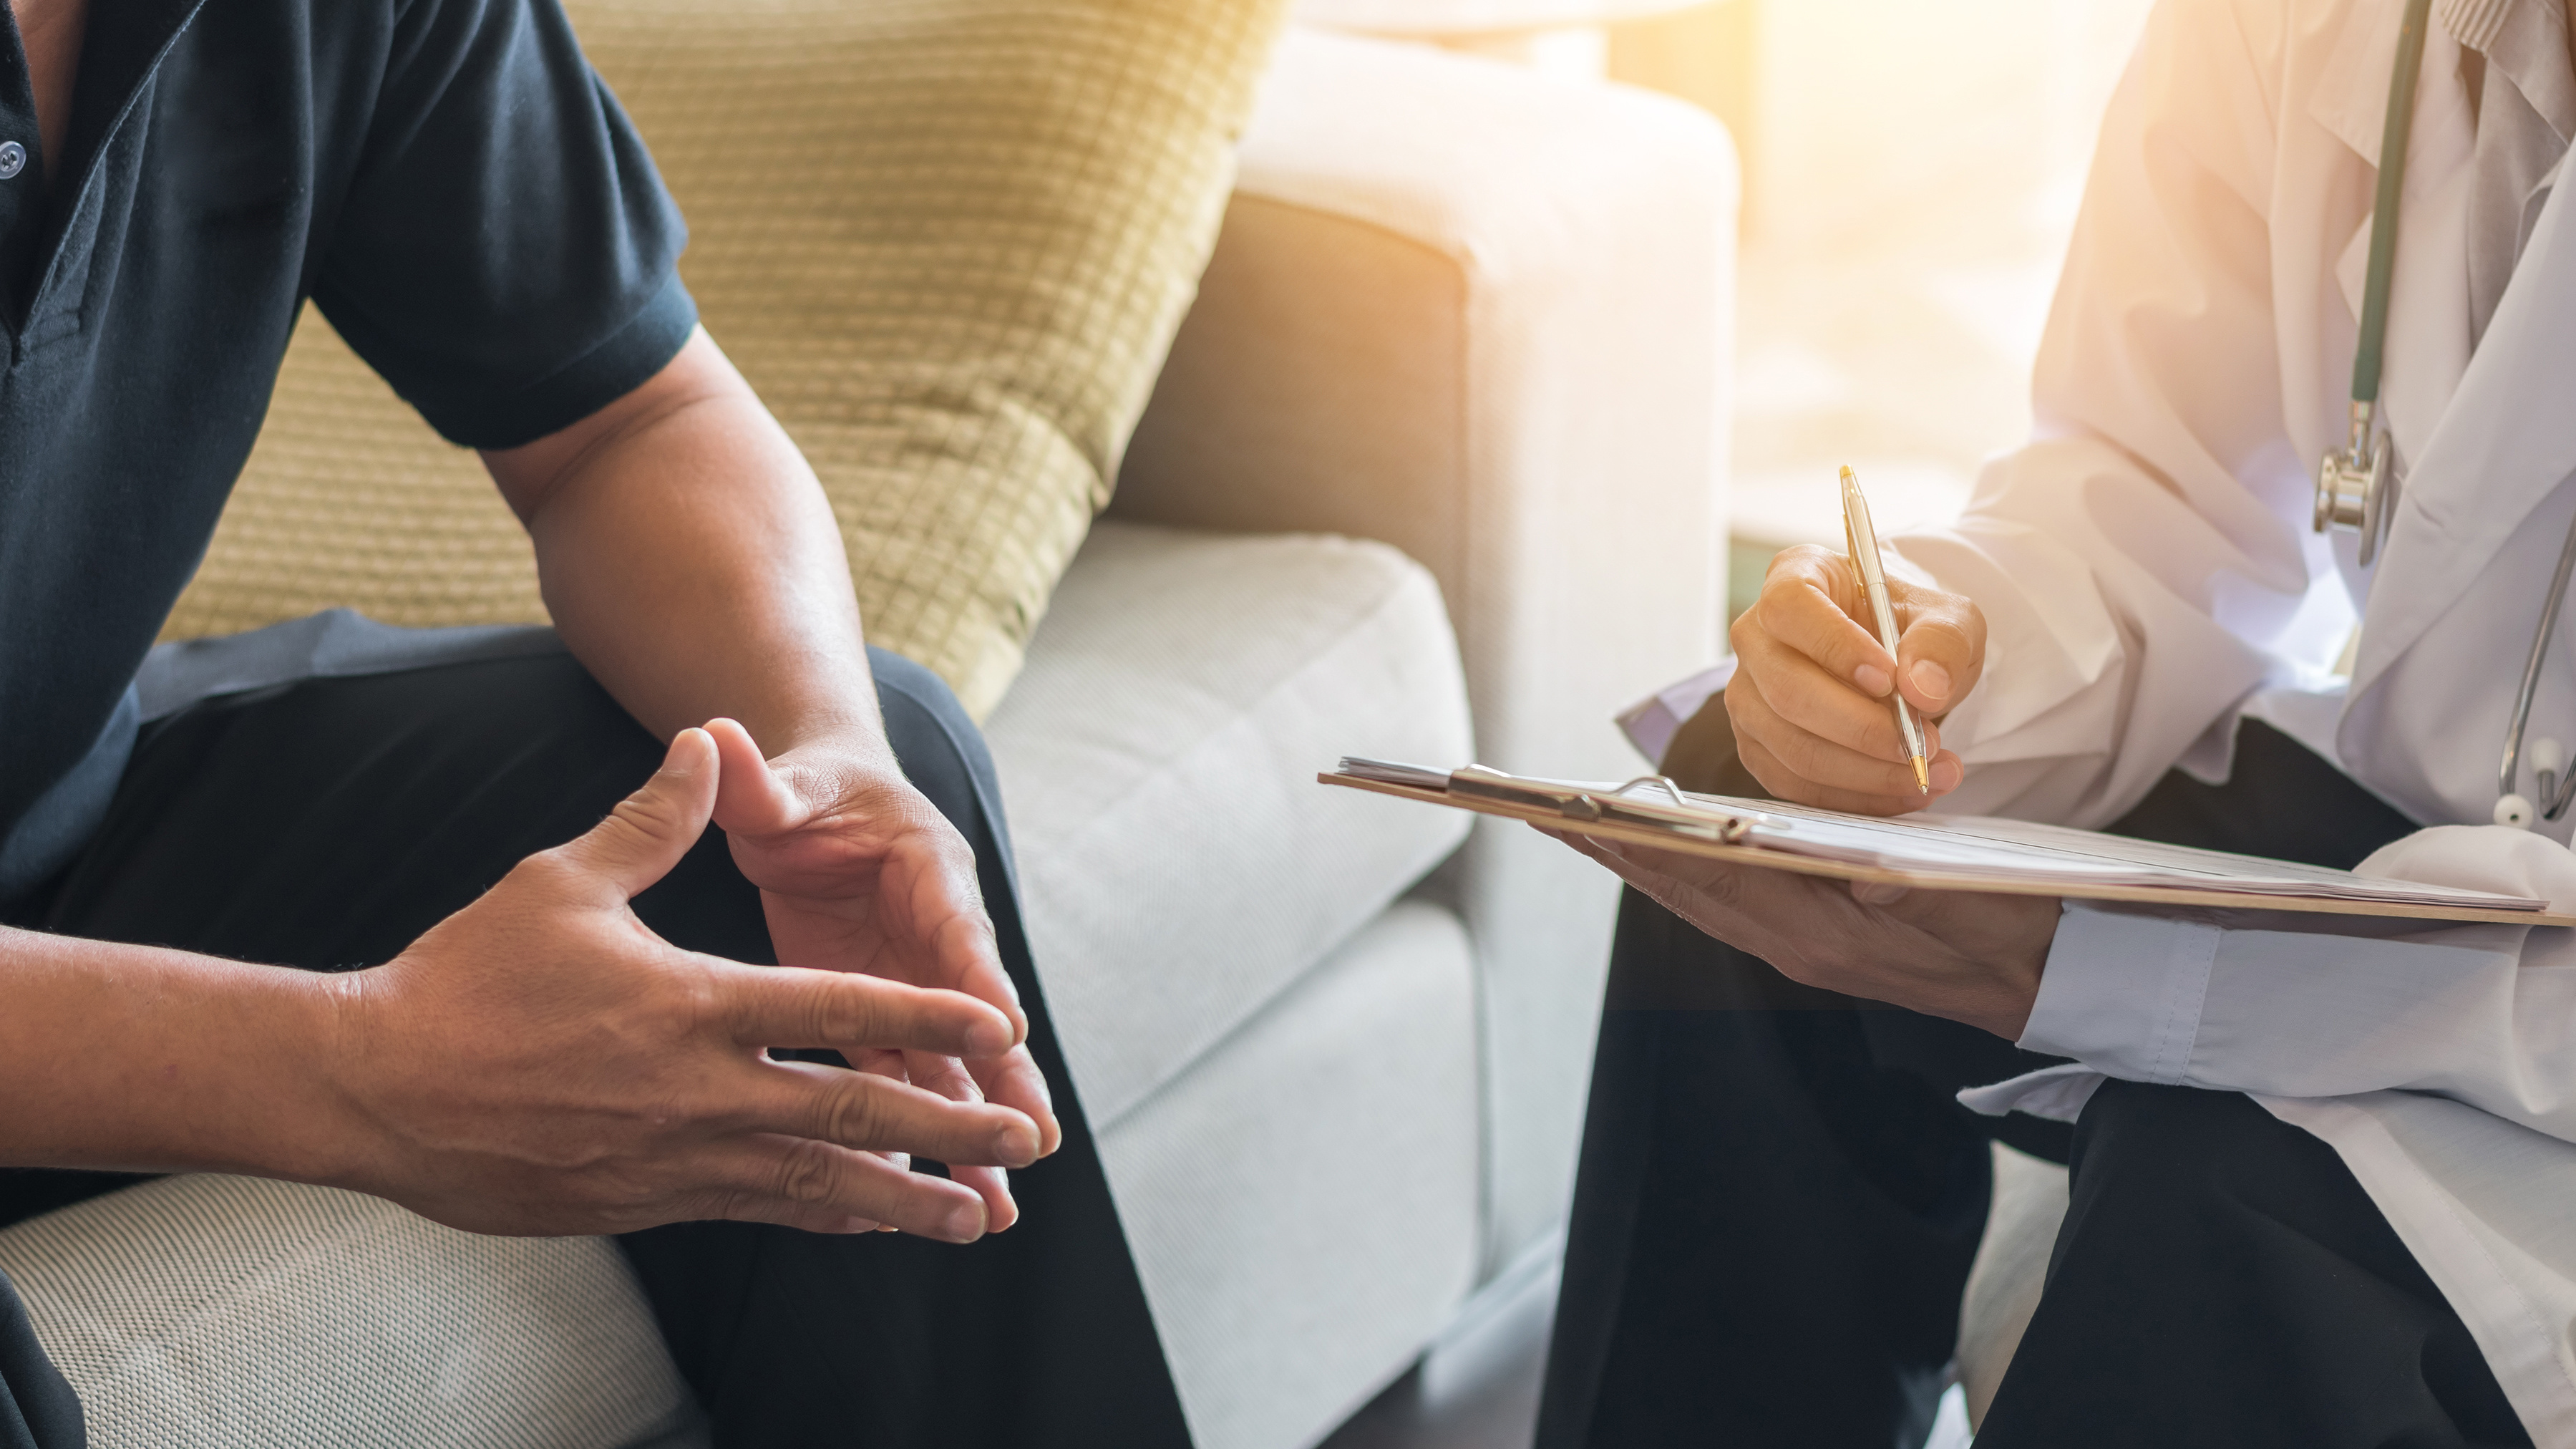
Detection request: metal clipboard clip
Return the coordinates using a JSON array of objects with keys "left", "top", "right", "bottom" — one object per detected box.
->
[{"left": 1448, "top": 766, "right": 1762, "bottom": 845}]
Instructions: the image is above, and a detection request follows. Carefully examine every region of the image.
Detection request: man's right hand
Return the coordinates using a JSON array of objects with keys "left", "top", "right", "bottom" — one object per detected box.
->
[
  {"left": 319, "top": 727, "right": 1040, "bottom": 1242},
  {"left": 1727, "top": 544, "right": 1988, "bottom": 815}
]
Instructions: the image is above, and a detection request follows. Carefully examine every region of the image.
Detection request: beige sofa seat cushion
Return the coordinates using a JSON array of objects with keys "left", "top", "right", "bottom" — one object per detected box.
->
[
  {"left": 986, "top": 521, "right": 1473, "bottom": 1128},
  {"left": 1100, "top": 901, "right": 1479, "bottom": 1449},
  {"left": 0, "top": 1174, "right": 700, "bottom": 1449},
  {"left": 170, "top": 0, "right": 1291, "bottom": 718}
]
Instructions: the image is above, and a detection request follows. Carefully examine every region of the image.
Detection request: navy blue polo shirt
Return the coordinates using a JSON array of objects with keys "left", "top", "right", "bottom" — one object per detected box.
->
[{"left": 0, "top": 0, "right": 696, "bottom": 898}]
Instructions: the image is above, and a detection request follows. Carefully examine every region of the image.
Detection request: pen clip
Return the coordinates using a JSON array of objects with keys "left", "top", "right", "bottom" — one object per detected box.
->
[{"left": 1839, "top": 467, "right": 1887, "bottom": 591}]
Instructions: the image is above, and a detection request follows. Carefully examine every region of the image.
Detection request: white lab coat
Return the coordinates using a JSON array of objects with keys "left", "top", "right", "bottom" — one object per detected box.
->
[{"left": 1852, "top": 0, "right": 2576, "bottom": 1433}]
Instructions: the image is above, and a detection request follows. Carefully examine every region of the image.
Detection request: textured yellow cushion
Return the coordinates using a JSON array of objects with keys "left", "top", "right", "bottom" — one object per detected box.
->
[{"left": 165, "top": 0, "right": 1289, "bottom": 718}]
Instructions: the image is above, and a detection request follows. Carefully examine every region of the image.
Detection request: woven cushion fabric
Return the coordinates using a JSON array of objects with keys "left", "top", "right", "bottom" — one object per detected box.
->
[
  {"left": 1099, "top": 901, "right": 1478, "bottom": 1449},
  {"left": 0, "top": 1173, "right": 702, "bottom": 1448},
  {"left": 165, "top": 0, "right": 1291, "bottom": 718},
  {"left": 983, "top": 520, "right": 1472, "bottom": 1130}
]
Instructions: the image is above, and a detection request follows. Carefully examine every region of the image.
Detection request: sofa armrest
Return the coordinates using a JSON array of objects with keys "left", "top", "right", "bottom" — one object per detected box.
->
[{"left": 1114, "top": 28, "right": 1737, "bottom": 1274}]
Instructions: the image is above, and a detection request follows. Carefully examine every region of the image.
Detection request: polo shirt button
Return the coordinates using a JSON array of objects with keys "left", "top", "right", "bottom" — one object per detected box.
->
[{"left": 0, "top": 142, "right": 24, "bottom": 180}]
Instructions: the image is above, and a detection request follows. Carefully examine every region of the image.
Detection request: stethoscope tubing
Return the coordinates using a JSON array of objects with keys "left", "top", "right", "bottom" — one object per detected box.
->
[
  {"left": 2353, "top": 0, "right": 2434, "bottom": 409},
  {"left": 2502, "top": 507, "right": 2576, "bottom": 807}
]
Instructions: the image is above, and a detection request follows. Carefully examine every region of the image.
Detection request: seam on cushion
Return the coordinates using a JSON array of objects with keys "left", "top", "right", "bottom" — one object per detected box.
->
[
  {"left": 1026, "top": 550, "right": 1467, "bottom": 1125},
  {"left": 2149, "top": 919, "right": 2222, "bottom": 1085},
  {"left": 1027, "top": 543, "right": 1455, "bottom": 860},
  {"left": 1090, "top": 900, "right": 1471, "bottom": 1141},
  {"left": 1219, "top": 192, "right": 1477, "bottom": 269},
  {"left": 1028, "top": 551, "right": 1456, "bottom": 865}
]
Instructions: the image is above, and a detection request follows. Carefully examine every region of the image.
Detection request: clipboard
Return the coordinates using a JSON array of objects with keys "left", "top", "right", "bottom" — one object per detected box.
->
[{"left": 1321, "top": 759, "right": 2576, "bottom": 929}]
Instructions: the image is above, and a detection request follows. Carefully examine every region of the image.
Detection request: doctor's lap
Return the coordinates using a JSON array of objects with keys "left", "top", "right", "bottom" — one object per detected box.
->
[{"left": 1530, "top": 564, "right": 2527, "bottom": 1449}]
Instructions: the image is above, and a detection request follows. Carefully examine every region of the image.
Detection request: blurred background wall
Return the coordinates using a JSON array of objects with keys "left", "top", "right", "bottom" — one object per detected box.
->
[
  {"left": 1295, "top": 0, "right": 2160, "bottom": 623},
  {"left": 1612, "top": 0, "right": 2156, "bottom": 616}
]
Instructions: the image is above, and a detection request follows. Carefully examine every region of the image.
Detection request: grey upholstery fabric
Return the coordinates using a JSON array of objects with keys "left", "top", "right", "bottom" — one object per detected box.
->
[
  {"left": 1099, "top": 902, "right": 1481, "bottom": 1449},
  {"left": 986, "top": 521, "right": 1482, "bottom": 1449},
  {"left": 985, "top": 520, "right": 1473, "bottom": 1129},
  {"left": 0, "top": 1175, "right": 701, "bottom": 1448},
  {"left": 1956, "top": 1144, "right": 2071, "bottom": 1430}
]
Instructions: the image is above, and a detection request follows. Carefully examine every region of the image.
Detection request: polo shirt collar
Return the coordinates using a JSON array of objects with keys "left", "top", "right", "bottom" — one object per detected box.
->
[{"left": 4, "top": 0, "right": 209, "bottom": 336}]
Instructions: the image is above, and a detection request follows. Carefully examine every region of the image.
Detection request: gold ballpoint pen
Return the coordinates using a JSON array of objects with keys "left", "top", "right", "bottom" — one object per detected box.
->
[{"left": 1840, "top": 465, "right": 1930, "bottom": 795}]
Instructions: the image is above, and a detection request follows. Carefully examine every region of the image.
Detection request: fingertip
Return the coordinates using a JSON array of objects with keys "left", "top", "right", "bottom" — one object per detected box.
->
[
  {"left": 666, "top": 725, "right": 718, "bottom": 774},
  {"left": 1930, "top": 753, "right": 1965, "bottom": 794},
  {"left": 993, "top": 1113, "right": 1041, "bottom": 1169},
  {"left": 708, "top": 719, "right": 806, "bottom": 835},
  {"left": 963, "top": 1012, "right": 1013, "bottom": 1060},
  {"left": 942, "top": 1198, "right": 988, "bottom": 1244},
  {"left": 704, "top": 718, "right": 770, "bottom": 770},
  {"left": 1018, "top": 1060, "right": 1061, "bottom": 1157},
  {"left": 1907, "top": 659, "right": 1953, "bottom": 708}
]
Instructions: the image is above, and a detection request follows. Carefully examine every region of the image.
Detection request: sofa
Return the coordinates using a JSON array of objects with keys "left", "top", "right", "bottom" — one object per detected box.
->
[{"left": 0, "top": 28, "right": 1735, "bottom": 1449}]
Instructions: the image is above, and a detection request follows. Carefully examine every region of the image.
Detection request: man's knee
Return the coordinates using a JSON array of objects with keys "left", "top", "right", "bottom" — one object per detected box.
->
[{"left": 865, "top": 648, "right": 1005, "bottom": 852}]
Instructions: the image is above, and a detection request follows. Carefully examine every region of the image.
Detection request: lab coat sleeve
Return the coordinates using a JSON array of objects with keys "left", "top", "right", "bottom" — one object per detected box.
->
[
  {"left": 2022, "top": 826, "right": 2576, "bottom": 1143},
  {"left": 1889, "top": 0, "right": 2328, "bottom": 830}
]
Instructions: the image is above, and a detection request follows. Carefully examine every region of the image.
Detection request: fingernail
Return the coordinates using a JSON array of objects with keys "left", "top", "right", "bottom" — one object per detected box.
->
[
  {"left": 965, "top": 1018, "right": 1011, "bottom": 1057},
  {"left": 995, "top": 1120, "right": 1039, "bottom": 1167},
  {"left": 944, "top": 1201, "right": 987, "bottom": 1243},
  {"left": 1910, "top": 660, "right": 1951, "bottom": 703},
  {"left": 1855, "top": 663, "right": 1891, "bottom": 695},
  {"left": 1933, "top": 756, "right": 1965, "bottom": 793}
]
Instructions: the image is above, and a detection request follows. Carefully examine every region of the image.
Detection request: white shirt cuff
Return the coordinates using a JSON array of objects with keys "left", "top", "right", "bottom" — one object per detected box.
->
[{"left": 2017, "top": 903, "right": 2222, "bottom": 1084}]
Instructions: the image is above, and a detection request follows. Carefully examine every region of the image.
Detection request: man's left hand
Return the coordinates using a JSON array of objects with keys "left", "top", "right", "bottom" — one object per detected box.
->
[
  {"left": 1548, "top": 828, "right": 2060, "bottom": 1039},
  {"left": 704, "top": 717, "right": 1058, "bottom": 1233}
]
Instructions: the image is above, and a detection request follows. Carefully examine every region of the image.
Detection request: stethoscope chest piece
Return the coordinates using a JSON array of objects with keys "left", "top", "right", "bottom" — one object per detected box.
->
[
  {"left": 2316, "top": 406, "right": 2397, "bottom": 566},
  {"left": 2315, "top": 0, "right": 2431, "bottom": 568}
]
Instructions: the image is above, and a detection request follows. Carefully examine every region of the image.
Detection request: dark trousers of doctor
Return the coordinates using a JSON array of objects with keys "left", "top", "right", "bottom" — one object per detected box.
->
[{"left": 1532, "top": 705, "right": 2535, "bottom": 1449}]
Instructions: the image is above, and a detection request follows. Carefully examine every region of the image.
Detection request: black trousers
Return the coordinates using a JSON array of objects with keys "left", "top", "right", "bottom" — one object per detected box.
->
[
  {"left": 0, "top": 644, "right": 1190, "bottom": 1449},
  {"left": 1534, "top": 714, "right": 2534, "bottom": 1449}
]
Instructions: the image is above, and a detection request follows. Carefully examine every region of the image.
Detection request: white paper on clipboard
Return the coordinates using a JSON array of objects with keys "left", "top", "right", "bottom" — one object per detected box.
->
[{"left": 1330, "top": 758, "right": 2557, "bottom": 920}]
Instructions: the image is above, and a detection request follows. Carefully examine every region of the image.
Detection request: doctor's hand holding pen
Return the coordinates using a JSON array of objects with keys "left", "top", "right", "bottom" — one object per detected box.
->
[
  {"left": 1726, "top": 543, "right": 1988, "bottom": 815},
  {"left": 1552, "top": 533, "right": 2054, "bottom": 1038}
]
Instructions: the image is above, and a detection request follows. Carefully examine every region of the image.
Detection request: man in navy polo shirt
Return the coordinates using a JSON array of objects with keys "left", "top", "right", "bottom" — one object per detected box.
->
[{"left": 0, "top": 0, "right": 1187, "bottom": 1443}]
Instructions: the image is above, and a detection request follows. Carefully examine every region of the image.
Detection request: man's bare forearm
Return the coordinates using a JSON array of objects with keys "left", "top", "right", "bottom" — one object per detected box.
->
[
  {"left": 486, "top": 328, "right": 886, "bottom": 765},
  {"left": 485, "top": 328, "right": 1061, "bottom": 1203},
  {"left": 0, "top": 926, "right": 346, "bottom": 1177},
  {"left": 0, "top": 329, "right": 857, "bottom": 1185}
]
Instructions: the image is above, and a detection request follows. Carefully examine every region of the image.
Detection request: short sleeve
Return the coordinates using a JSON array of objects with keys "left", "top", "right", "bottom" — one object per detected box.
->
[{"left": 311, "top": 0, "right": 696, "bottom": 449}]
